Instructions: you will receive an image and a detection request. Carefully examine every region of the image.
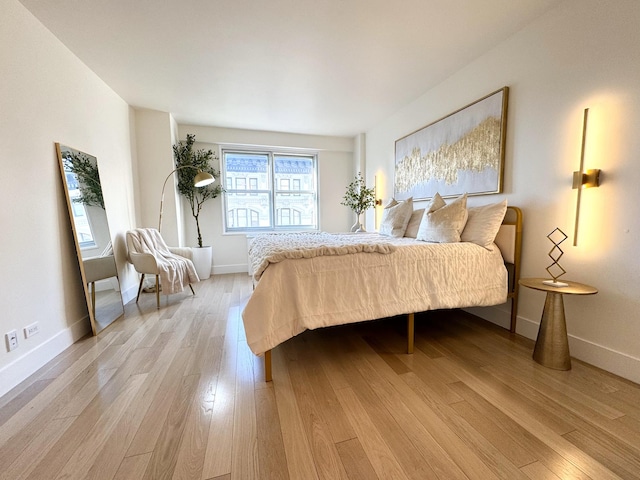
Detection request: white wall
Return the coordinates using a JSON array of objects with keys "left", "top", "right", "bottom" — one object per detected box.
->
[
  {"left": 365, "top": 0, "right": 640, "bottom": 382},
  {"left": 0, "top": 0, "right": 138, "bottom": 396},
  {"left": 166, "top": 125, "right": 356, "bottom": 274},
  {"left": 132, "top": 109, "right": 184, "bottom": 247}
]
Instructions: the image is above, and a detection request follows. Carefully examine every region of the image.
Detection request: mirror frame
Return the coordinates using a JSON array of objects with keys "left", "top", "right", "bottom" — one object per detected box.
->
[{"left": 56, "top": 143, "right": 124, "bottom": 335}]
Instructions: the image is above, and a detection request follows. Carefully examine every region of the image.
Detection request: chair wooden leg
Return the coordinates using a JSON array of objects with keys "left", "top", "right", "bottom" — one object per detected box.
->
[
  {"left": 189, "top": 284, "right": 195, "bottom": 296},
  {"left": 155, "top": 275, "right": 160, "bottom": 309},
  {"left": 136, "top": 274, "right": 145, "bottom": 303}
]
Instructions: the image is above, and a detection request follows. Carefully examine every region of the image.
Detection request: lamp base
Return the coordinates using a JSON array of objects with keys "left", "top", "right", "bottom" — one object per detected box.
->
[{"left": 542, "top": 280, "right": 569, "bottom": 288}]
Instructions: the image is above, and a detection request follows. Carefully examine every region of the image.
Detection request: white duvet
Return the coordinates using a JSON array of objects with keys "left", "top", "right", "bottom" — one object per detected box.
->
[{"left": 242, "top": 233, "right": 508, "bottom": 355}]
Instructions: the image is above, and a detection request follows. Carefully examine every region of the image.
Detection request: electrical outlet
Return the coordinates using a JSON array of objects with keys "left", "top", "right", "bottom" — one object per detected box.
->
[
  {"left": 24, "top": 322, "right": 39, "bottom": 338},
  {"left": 5, "top": 330, "right": 18, "bottom": 351}
]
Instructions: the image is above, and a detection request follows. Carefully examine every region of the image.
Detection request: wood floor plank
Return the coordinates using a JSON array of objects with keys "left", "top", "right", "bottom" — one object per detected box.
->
[
  {"left": 83, "top": 321, "right": 199, "bottom": 480},
  {"left": 54, "top": 367, "right": 118, "bottom": 419},
  {"left": 0, "top": 417, "right": 74, "bottom": 480},
  {"left": 23, "top": 345, "right": 157, "bottom": 480},
  {"left": 0, "top": 378, "right": 54, "bottom": 428},
  {"left": 484, "top": 365, "right": 640, "bottom": 458},
  {"left": 282, "top": 340, "right": 349, "bottom": 480},
  {"left": 53, "top": 373, "right": 147, "bottom": 480},
  {"left": 2, "top": 277, "right": 639, "bottom": 480},
  {"left": 434, "top": 355, "right": 623, "bottom": 480},
  {"left": 255, "top": 385, "right": 289, "bottom": 480},
  {"left": 334, "top": 385, "right": 410, "bottom": 480},
  {"left": 230, "top": 340, "right": 259, "bottom": 480},
  {"left": 448, "top": 380, "right": 593, "bottom": 480},
  {"left": 201, "top": 307, "right": 240, "bottom": 479},
  {"left": 142, "top": 373, "right": 200, "bottom": 480},
  {"left": 0, "top": 331, "right": 120, "bottom": 449},
  {"left": 336, "top": 340, "right": 453, "bottom": 480},
  {"left": 335, "top": 438, "right": 379, "bottom": 480},
  {"left": 289, "top": 337, "right": 356, "bottom": 444},
  {"left": 113, "top": 453, "right": 152, "bottom": 480},
  {"left": 126, "top": 347, "right": 194, "bottom": 456},
  {"left": 171, "top": 337, "right": 224, "bottom": 480},
  {"left": 346, "top": 336, "right": 501, "bottom": 480},
  {"left": 564, "top": 428, "right": 640, "bottom": 479},
  {"left": 449, "top": 399, "right": 537, "bottom": 468},
  {"left": 520, "top": 461, "right": 563, "bottom": 480},
  {"left": 0, "top": 362, "right": 105, "bottom": 471},
  {"left": 271, "top": 347, "right": 320, "bottom": 480},
  {"left": 394, "top": 347, "right": 463, "bottom": 405}
]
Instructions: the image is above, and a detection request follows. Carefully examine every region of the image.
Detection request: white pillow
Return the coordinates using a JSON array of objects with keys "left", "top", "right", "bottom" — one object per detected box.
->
[
  {"left": 416, "top": 194, "right": 468, "bottom": 243},
  {"left": 461, "top": 199, "right": 508, "bottom": 250},
  {"left": 379, "top": 197, "right": 413, "bottom": 237},
  {"left": 404, "top": 193, "right": 446, "bottom": 238}
]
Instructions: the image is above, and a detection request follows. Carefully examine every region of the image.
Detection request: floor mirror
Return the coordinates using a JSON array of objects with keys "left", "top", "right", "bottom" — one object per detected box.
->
[{"left": 56, "top": 143, "right": 124, "bottom": 334}]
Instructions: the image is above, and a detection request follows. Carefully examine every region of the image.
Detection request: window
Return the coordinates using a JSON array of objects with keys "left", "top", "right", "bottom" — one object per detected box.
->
[
  {"left": 66, "top": 171, "right": 97, "bottom": 249},
  {"left": 222, "top": 150, "right": 318, "bottom": 232}
]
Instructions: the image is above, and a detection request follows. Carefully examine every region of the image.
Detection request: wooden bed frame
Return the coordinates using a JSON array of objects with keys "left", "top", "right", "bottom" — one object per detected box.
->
[{"left": 261, "top": 206, "right": 523, "bottom": 381}]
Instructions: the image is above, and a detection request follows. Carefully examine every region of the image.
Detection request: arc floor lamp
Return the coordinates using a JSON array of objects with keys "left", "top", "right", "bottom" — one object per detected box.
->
[{"left": 158, "top": 166, "right": 214, "bottom": 232}]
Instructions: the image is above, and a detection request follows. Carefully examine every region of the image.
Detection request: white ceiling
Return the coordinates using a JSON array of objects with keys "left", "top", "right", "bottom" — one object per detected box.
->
[{"left": 20, "top": 0, "right": 561, "bottom": 137}]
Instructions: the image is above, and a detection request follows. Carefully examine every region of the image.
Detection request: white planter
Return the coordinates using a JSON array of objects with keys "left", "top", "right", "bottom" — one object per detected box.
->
[{"left": 191, "top": 246, "right": 212, "bottom": 280}]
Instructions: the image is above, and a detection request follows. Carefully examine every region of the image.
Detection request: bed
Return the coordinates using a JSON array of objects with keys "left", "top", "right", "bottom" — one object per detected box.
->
[{"left": 242, "top": 204, "right": 522, "bottom": 381}]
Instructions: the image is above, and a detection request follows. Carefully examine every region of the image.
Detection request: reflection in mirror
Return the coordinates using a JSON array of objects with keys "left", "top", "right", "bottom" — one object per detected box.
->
[{"left": 56, "top": 143, "right": 124, "bottom": 334}]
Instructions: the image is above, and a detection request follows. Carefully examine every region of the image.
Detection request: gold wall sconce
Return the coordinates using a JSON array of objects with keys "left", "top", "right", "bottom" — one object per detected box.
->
[
  {"left": 572, "top": 108, "right": 601, "bottom": 246},
  {"left": 374, "top": 175, "right": 383, "bottom": 206},
  {"left": 374, "top": 175, "right": 383, "bottom": 229}
]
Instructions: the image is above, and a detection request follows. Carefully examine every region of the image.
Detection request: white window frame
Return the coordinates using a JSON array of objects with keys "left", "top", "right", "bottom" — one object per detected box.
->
[{"left": 221, "top": 148, "right": 319, "bottom": 233}]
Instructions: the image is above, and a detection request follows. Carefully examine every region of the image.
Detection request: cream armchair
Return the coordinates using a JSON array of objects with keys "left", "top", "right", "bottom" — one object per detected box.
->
[{"left": 126, "top": 228, "right": 199, "bottom": 308}]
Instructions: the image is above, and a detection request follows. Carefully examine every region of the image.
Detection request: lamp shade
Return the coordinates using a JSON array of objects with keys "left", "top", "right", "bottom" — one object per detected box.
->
[
  {"left": 159, "top": 166, "right": 216, "bottom": 231},
  {"left": 194, "top": 170, "right": 215, "bottom": 187}
]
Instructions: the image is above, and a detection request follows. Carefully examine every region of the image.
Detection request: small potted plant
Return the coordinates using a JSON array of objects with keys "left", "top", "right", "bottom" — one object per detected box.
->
[
  {"left": 173, "top": 134, "right": 224, "bottom": 279},
  {"left": 341, "top": 172, "right": 375, "bottom": 232}
]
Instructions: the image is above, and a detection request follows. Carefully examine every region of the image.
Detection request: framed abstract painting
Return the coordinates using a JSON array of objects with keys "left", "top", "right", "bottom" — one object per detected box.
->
[{"left": 394, "top": 86, "right": 508, "bottom": 200}]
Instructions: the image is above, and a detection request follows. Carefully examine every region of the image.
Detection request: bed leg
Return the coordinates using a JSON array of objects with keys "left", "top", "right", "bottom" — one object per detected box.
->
[
  {"left": 264, "top": 350, "right": 272, "bottom": 382},
  {"left": 407, "top": 313, "right": 415, "bottom": 354},
  {"left": 510, "top": 293, "right": 519, "bottom": 333}
]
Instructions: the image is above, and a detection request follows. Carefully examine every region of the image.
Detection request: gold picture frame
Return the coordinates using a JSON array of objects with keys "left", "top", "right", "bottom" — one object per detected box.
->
[{"left": 394, "top": 86, "right": 509, "bottom": 200}]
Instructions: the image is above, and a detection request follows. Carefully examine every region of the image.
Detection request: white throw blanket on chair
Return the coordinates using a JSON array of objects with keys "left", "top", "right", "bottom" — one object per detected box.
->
[{"left": 128, "top": 228, "right": 200, "bottom": 294}]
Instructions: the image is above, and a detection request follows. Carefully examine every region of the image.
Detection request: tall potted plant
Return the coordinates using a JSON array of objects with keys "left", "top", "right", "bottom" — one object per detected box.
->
[
  {"left": 173, "top": 134, "right": 224, "bottom": 279},
  {"left": 341, "top": 172, "right": 375, "bottom": 232}
]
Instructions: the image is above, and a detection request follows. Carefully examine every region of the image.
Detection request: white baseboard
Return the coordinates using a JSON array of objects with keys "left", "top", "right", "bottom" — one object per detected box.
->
[
  {"left": 0, "top": 317, "right": 91, "bottom": 398},
  {"left": 213, "top": 264, "right": 249, "bottom": 275},
  {"left": 568, "top": 335, "right": 640, "bottom": 385},
  {"left": 121, "top": 284, "right": 138, "bottom": 306},
  {"left": 466, "top": 305, "right": 640, "bottom": 385}
]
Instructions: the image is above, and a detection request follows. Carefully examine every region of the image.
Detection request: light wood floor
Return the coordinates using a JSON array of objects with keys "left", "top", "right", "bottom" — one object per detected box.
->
[{"left": 1, "top": 273, "right": 640, "bottom": 480}]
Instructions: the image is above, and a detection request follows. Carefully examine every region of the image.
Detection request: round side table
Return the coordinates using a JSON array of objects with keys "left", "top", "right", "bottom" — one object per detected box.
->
[{"left": 519, "top": 278, "right": 597, "bottom": 370}]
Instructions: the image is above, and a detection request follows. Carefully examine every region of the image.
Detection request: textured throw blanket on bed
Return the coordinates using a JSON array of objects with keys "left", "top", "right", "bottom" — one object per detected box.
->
[
  {"left": 249, "top": 232, "right": 396, "bottom": 281},
  {"left": 128, "top": 228, "right": 199, "bottom": 294}
]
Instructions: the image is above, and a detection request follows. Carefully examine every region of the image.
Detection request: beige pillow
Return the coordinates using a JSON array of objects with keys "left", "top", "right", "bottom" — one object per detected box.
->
[
  {"left": 416, "top": 194, "right": 468, "bottom": 243},
  {"left": 379, "top": 197, "right": 413, "bottom": 237},
  {"left": 403, "top": 209, "right": 424, "bottom": 238},
  {"left": 404, "top": 193, "right": 446, "bottom": 238},
  {"left": 461, "top": 199, "right": 508, "bottom": 250}
]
